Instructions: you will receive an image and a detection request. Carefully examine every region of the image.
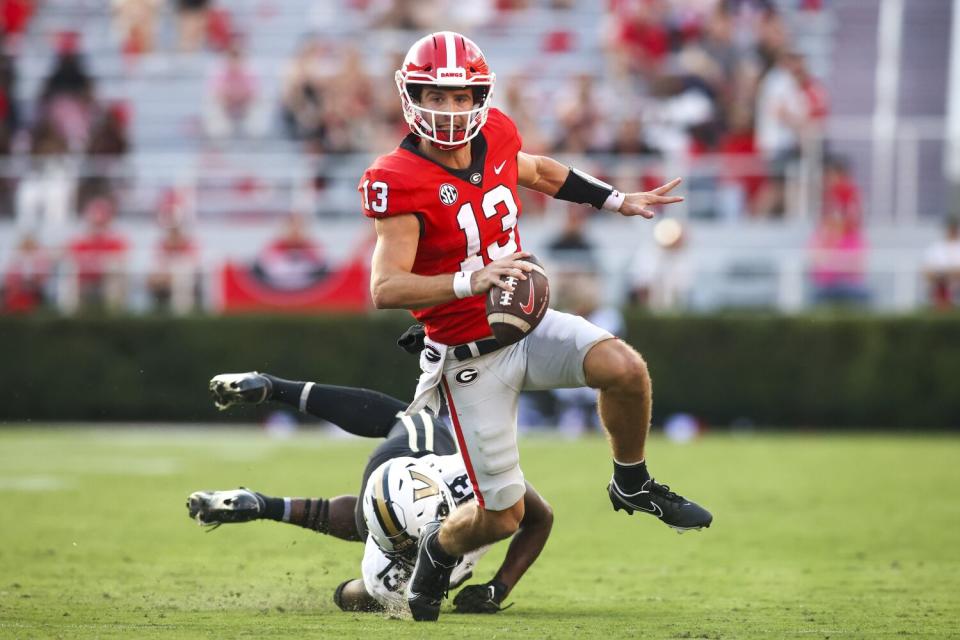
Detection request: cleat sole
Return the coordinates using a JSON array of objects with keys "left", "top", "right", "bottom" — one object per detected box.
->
[
  {"left": 669, "top": 524, "right": 709, "bottom": 533},
  {"left": 409, "top": 600, "right": 441, "bottom": 622}
]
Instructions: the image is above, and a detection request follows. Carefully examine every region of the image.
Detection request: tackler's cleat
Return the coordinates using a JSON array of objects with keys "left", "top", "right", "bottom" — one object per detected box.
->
[
  {"left": 608, "top": 478, "right": 713, "bottom": 532},
  {"left": 209, "top": 372, "right": 272, "bottom": 411},
  {"left": 187, "top": 488, "right": 265, "bottom": 530}
]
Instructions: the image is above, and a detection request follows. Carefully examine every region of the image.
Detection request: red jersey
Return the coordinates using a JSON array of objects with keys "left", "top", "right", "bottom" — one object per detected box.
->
[
  {"left": 68, "top": 232, "right": 129, "bottom": 284},
  {"left": 360, "top": 108, "right": 524, "bottom": 344}
]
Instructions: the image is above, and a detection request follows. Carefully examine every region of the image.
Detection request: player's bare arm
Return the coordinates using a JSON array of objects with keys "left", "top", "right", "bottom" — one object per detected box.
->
[
  {"left": 489, "top": 482, "right": 553, "bottom": 597},
  {"left": 370, "top": 214, "right": 453, "bottom": 309},
  {"left": 333, "top": 579, "right": 383, "bottom": 612},
  {"left": 371, "top": 216, "right": 534, "bottom": 309},
  {"left": 452, "top": 481, "right": 553, "bottom": 613},
  {"left": 516, "top": 151, "right": 684, "bottom": 219}
]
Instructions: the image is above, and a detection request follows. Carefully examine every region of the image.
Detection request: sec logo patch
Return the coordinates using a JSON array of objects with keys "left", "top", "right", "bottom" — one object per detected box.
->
[
  {"left": 454, "top": 368, "right": 479, "bottom": 386},
  {"left": 439, "top": 183, "right": 458, "bottom": 206}
]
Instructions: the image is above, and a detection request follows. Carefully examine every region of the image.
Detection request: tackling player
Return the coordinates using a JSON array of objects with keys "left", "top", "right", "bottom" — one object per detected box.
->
[
  {"left": 187, "top": 371, "right": 553, "bottom": 614},
  {"left": 360, "top": 32, "right": 713, "bottom": 621}
]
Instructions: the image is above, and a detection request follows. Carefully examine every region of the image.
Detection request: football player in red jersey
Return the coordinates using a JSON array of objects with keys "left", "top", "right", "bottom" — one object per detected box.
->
[{"left": 359, "top": 31, "right": 712, "bottom": 621}]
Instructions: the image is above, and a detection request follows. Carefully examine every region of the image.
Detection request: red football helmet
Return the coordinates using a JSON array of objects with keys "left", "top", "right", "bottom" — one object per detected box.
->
[{"left": 395, "top": 31, "right": 496, "bottom": 150}]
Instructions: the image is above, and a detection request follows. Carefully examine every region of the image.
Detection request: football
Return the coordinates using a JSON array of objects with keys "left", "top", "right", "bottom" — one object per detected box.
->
[{"left": 486, "top": 254, "right": 550, "bottom": 346}]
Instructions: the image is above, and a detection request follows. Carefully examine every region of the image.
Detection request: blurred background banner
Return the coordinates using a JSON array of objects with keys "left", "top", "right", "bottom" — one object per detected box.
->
[
  {"left": 0, "top": 0, "right": 958, "bottom": 428},
  {"left": 216, "top": 258, "right": 369, "bottom": 313},
  {"left": 214, "top": 230, "right": 372, "bottom": 313}
]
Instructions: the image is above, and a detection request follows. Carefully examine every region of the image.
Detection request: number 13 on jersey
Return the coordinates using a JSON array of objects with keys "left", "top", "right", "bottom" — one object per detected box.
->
[
  {"left": 363, "top": 178, "right": 520, "bottom": 273},
  {"left": 456, "top": 184, "right": 519, "bottom": 271},
  {"left": 361, "top": 179, "right": 389, "bottom": 214}
]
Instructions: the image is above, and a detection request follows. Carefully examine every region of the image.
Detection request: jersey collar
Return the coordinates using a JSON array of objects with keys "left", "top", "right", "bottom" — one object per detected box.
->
[{"left": 400, "top": 132, "right": 489, "bottom": 186}]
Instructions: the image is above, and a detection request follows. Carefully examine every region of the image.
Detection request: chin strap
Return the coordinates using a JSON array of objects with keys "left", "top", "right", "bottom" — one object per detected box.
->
[{"left": 428, "top": 138, "right": 469, "bottom": 151}]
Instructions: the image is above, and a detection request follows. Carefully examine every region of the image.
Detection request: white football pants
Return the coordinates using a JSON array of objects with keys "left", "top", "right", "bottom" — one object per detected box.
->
[{"left": 427, "top": 309, "right": 613, "bottom": 511}]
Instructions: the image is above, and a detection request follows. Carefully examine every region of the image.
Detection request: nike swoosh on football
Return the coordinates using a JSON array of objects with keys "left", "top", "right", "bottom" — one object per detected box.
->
[
  {"left": 493, "top": 160, "right": 506, "bottom": 175},
  {"left": 519, "top": 280, "right": 535, "bottom": 314}
]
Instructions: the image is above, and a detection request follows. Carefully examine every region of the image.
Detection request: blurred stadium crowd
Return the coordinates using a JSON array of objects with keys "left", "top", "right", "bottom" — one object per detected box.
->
[{"left": 0, "top": 0, "right": 958, "bottom": 316}]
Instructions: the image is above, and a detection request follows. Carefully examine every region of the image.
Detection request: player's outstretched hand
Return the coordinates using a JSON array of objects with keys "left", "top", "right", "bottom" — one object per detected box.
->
[
  {"left": 452, "top": 582, "right": 511, "bottom": 614},
  {"left": 470, "top": 251, "right": 534, "bottom": 295},
  {"left": 618, "top": 177, "right": 684, "bottom": 219}
]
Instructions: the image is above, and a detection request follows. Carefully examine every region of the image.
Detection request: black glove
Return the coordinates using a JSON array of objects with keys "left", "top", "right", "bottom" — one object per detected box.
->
[
  {"left": 397, "top": 324, "right": 426, "bottom": 355},
  {"left": 452, "top": 580, "right": 511, "bottom": 614}
]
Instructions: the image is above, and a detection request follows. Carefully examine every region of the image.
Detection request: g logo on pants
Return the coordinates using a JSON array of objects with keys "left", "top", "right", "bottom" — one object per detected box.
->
[{"left": 454, "top": 368, "right": 479, "bottom": 386}]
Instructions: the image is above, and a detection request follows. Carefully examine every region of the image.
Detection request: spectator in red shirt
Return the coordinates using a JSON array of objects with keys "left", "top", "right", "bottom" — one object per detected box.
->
[
  {"left": 716, "top": 106, "right": 766, "bottom": 218},
  {"left": 2, "top": 233, "right": 52, "bottom": 313},
  {"left": 821, "top": 156, "right": 862, "bottom": 228},
  {"left": 606, "top": 0, "right": 671, "bottom": 79},
  {"left": 66, "top": 197, "right": 129, "bottom": 312},
  {"left": 0, "top": 0, "right": 35, "bottom": 49}
]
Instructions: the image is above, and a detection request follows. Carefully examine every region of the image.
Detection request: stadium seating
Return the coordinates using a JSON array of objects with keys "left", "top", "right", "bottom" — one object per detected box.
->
[{"left": 0, "top": 0, "right": 954, "bottom": 314}]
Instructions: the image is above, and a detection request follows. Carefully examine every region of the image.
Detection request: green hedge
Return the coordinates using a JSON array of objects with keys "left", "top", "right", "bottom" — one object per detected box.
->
[
  {"left": 0, "top": 313, "right": 418, "bottom": 424},
  {"left": 2, "top": 313, "right": 958, "bottom": 428},
  {"left": 628, "top": 314, "right": 960, "bottom": 429}
]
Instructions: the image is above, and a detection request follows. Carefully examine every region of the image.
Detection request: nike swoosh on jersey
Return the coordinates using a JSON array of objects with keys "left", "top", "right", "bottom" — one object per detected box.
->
[
  {"left": 493, "top": 160, "right": 506, "bottom": 175},
  {"left": 519, "top": 281, "right": 535, "bottom": 315}
]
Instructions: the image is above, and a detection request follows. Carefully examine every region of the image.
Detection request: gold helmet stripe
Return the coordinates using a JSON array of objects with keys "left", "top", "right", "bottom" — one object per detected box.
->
[{"left": 372, "top": 461, "right": 414, "bottom": 550}]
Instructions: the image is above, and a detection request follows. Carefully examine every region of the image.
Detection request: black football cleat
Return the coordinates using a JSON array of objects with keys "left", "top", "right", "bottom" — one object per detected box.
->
[
  {"left": 209, "top": 372, "right": 272, "bottom": 411},
  {"left": 407, "top": 521, "right": 459, "bottom": 622},
  {"left": 187, "top": 488, "right": 265, "bottom": 530},
  {"left": 608, "top": 478, "right": 713, "bottom": 532}
]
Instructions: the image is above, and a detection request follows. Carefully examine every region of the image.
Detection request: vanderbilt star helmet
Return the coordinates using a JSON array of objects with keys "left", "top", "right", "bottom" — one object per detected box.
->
[
  {"left": 362, "top": 457, "right": 456, "bottom": 560},
  {"left": 395, "top": 31, "right": 496, "bottom": 149}
]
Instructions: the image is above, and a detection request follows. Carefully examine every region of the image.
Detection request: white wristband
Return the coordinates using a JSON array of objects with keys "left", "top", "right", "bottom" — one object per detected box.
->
[
  {"left": 453, "top": 270, "right": 475, "bottom": 299},
  {"left": 602, "top": 189, "right": 626, "bottom": 212}
]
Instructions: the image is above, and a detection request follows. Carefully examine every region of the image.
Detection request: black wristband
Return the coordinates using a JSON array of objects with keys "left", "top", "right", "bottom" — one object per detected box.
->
[
  {"left": 489, "top": 579, "right": 509, "bottom": 603},
  {"left": 554, "top": 167, "right": 614, "bottom": 209}
]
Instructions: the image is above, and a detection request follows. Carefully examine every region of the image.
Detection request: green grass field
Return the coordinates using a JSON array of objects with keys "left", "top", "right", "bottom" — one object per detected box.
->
[{"left": 0, "top": 428, "right": 958, "bottom": 639}]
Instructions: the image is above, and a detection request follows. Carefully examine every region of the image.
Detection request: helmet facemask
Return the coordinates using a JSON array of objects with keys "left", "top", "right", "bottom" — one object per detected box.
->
[
  {"left": 396, "top": 74, "right": 495, "bottom": 150},
  {"left": 362, "top": 457, "right": 458, "bottom": 562}
]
